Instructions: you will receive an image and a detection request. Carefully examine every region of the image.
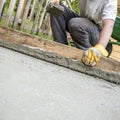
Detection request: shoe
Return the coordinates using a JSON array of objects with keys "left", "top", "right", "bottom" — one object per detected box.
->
[{"left": 46, "top": 2, "right": 64, "bottom": 16}]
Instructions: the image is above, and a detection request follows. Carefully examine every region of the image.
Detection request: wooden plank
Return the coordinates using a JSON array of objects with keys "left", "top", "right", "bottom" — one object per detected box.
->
[
  {"left": 110, "top": 44, "right": 120, "bottom": 62},
  {"left": 118, "top": 0, "right": 120, "bottom": 13},
  {"left": 0, "top": 0, "right": 6, "bottom": 19},
  {"left": 110, "top": 56, "right": 120, "bottom": 62},
  {"left": 41, "top": 13, "right": 52, "bottom": 38},
  {"left": 42, "top": 14, "right": 50, "bottom": 34},
  {"left": 20, "top": 0, "right": 32, "bottom": 29},
  {"left": 27, "top": 0, "right": 38, "bottom": 31},
  {"left": 13, "top": 0, "right": 24, "bottom": 29},
  {"left": 36, "top": 0, "right": 48, "bottom": 34},
  {"left": 31, "top": 0, "right": 43, "bottom": 34},
  {"left": 112, "top": 44, "right": 120, "bottom": 52},
  {"left": 66, "top": 0, "right": 73, "bottom": 10},
  {"left": 5, "top": 0, "right": 17, "bottom": 27},
  {"left": 118, "top": 0, "right": 120, "bottom": 5},
  {"left": 20, "top": 0, "right": 28, "bottom": 19}
]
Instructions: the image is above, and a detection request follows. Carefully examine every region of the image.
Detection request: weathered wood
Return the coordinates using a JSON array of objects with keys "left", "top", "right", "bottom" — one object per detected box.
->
[
  {"left": 20, "top": 0, "right": 32, "bottom": 29},
  {"left": 118, "top": 0, "right": 120, "bottom": 13},
  {"left": 27, "top": 0, "right": 38, "bottom": 31},
  {"left": 31, "top": 0, "right": 43, "bottom": 34},
  {"left": 0, "top": 27, "right": 120, "bottom": 84},
  {"left": 110, "top": 44, "right": 120, "bottom": 62},
  {"left": 66, "top": 0, "right": 73, "bottom": 10},
  {"left": 5, "top": 0, "right": 17, "bottom": 27},
  {"left": 13, "top": 0, "right": 24, "bottom": 29},
  {"left": 37, "top": 0, "right": 48, "bottom": 34},
  {"left": 42, "top": 14, "right": 52, "bottom": 38},
  {"left": 20, "top": 0, "right": 28, "bottom": 19},
  {"left": 0, "top": 0, "right": 6, "bottom": 19}
]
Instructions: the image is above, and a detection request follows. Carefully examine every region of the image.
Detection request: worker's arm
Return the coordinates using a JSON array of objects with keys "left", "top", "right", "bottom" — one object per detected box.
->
[
  {"left": 82, "top": 19, "right": 115, "bottom": 66},
  {"left": 98, "top": 19, "right": 115, "bottom": 47}
]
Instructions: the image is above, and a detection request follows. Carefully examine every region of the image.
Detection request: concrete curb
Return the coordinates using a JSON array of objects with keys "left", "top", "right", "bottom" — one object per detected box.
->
[{"left": 0, "top": 27, "right": 120, "bottom": 84}]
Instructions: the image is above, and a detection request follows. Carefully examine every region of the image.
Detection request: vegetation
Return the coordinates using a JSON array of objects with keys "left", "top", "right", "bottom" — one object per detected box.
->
[{"left": 71, "top": 0, "right": 80, "bottom": 14}]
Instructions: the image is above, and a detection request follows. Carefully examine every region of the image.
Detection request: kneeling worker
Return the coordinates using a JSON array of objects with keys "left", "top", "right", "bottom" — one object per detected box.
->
[{"left": 47, "top": 0, "right": 117, "bottom": 66}]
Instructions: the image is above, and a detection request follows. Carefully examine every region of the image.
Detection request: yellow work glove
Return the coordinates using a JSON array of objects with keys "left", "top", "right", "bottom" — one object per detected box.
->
[{"left": 82, "top": 44, "right": 108, "bottom": 66}]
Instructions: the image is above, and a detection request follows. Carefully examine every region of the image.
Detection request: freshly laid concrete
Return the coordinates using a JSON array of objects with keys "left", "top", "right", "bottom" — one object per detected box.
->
[
  {"left": 0, "top": 47, "right": 120, "bottom": 120},
  {"left": 0, "top": 27, "right": 120, "bottom": 83}
]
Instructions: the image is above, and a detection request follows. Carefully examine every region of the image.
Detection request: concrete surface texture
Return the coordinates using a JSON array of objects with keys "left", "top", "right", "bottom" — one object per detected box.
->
[{"left": 0, "top": 47, "right": 120, "bottom": 120}]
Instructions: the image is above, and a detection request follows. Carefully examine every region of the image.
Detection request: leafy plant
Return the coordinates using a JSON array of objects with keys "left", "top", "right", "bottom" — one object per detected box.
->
[{"left": 71, "top": 0, "right": 80, "bottom": 14}]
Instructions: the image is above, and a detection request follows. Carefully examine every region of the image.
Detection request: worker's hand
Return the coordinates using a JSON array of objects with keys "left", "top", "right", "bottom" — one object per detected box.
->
[
  {"left": 48, "top": 0, "right": 61, "bottom": 4},
  {"left": 82, "top": 44, "right": 108, "bottom": 66}
]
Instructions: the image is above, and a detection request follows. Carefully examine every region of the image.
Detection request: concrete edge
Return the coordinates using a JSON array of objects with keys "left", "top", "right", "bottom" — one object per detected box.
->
[{"left": 0, "top": 39, "right": 120, "bottom": 84}]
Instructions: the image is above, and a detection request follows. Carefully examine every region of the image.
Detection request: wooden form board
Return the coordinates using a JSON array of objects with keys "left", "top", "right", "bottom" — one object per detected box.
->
[
  {"left": 110, "top": 45, "right": 120, "bottom": 62},
  {"left": 0, "top": 27, "right": 120, "bottom": 84}
]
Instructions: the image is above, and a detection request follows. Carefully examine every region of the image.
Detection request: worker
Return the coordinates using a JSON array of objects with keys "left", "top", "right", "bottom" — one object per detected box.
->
[{"left": 48, "top": 0, "right": 117, "bottom": 66}]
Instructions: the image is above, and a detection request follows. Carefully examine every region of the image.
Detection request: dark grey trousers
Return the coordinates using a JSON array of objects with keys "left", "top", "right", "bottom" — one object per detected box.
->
[{"left": 50, "top": 3, "right": 102, "bottom": 50}]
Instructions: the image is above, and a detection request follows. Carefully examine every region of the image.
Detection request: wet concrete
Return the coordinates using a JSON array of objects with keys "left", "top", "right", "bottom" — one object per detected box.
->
[{"left": 0, "top": 47, "right": 120, "bottom": 120}]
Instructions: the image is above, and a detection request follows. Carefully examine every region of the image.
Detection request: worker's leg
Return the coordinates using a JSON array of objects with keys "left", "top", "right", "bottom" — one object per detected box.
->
[
  {"left": 68, "top": 18, "right": 101, "bottom": 50},
  {"left": 50, "top": 3, "right": 79, "bottom": 44}
]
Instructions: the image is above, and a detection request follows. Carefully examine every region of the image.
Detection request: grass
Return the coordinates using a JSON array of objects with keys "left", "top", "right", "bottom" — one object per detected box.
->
[{"left": 0, "top": 19, "right": 5, "bottom": 26}]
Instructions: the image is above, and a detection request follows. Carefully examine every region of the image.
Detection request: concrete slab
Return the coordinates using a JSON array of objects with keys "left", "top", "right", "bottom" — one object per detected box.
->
[
  {"left": 0, "top": 47, "right": 120, "bottom": 120},
  {"left": 0, "top": 27, "right": 120, "bottom": 84}
]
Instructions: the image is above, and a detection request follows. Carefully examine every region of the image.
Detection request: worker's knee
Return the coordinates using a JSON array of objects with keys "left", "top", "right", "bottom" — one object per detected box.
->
[
  {"left": 68, "top": 18, "right": 79, "bottom": 31},
  {"left": 68, "top": 18, "right": 86, "bottom": 33}
]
